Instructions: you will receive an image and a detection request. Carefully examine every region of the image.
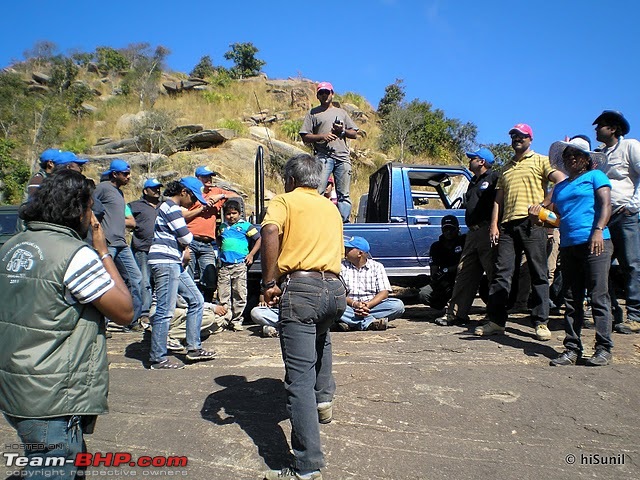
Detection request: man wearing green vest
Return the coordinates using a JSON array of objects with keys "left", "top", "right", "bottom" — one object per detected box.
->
[{"left": 0, "top": 170, "right": 133, "bottom": 479}]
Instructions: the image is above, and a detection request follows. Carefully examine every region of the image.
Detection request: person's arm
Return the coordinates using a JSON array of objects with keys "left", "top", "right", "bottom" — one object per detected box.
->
[
  {"left": 490, "top": 189, "right": 504, "bottom": 247},
  {"left": 245, "top": 237, "right": 261, "bottom": 266},
  {"left": 590, "top": 186, "right": 612, "bottom": 256},
  {"left": 543, "top": 170, "right": 567, "bottom": 206},
  {"left": 89, "top": 213, "right": 134, "bottom": 325},
  {"left": 364, "top": 290, "right": 388, "bottom": 311},
  {"left": 260, "top": 223, "right": 282, "bottom": 306},
  {"left": 301, "top": 131, "right": 338, "bottom": 143}
]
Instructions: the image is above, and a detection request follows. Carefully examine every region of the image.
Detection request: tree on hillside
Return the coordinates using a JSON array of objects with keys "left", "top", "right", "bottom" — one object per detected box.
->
[
  {"left": 377, "top": 79, "right": 405, "bottom": 119},
  {"left": 379, "top": 104, "right": 422, "bottom": 162},
  {"left": 95, "top": 46, "right": 130, "bottom": 73},
  {"left": 128, "top": 110, "right": 187, "bottom": 168},
  {"left": 121, "top": 43, "right": 170, "bottom": 109},
  {"left": 0, "top": 138, "right": 30, "bottom": 204},
  {"left": 223, "top": 42, "right": 266, "bottom": 79},
  {"left": 23, "top": 41, "right": 58, "bottom": 70},
  {"left": 0, "top": 72, "right": 30, "bottom": 139},
  {"left": 485, "top": 142, "right": 513, "bottom": 168},
  {"left": 190, "top": 55, "right": 216, "bottom": 79}
]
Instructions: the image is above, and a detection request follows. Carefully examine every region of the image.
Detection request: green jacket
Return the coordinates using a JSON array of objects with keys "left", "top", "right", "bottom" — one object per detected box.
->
[{"left": 0, "top": 222, "right": 109, "bottom": 418}]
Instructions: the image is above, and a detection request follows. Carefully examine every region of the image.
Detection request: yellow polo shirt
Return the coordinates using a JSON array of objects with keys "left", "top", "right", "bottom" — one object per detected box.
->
[
  {"left": 497, "top": 151, "right": 555, "bottom": 223},
  {"left": 262, "top": 187, "right": 343, "bottom": 277}
]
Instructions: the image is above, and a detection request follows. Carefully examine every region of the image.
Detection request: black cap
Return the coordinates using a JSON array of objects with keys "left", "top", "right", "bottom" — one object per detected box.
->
[
  {"left": 593, "top": 110, "right": 630, "bottom": 136},
  {"left": 441, "top": 215, "right": 459, "bottom": 228}
]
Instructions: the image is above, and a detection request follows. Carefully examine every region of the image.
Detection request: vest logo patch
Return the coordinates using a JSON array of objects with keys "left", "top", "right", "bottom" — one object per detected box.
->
[{"left": 6, "top": 249, "right": 35, "bottom": 273}]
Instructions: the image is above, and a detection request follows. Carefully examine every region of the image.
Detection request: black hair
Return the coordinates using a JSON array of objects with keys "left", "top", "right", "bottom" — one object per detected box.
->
[
  {"left": 163, "top": 180, "right": 185, "bottom": 197},
  {"left": 19, "top": 170, "right": 94, "bottom": 233},
  {"left": 223, "top": 199, "right": 242, "bottom": 213}
]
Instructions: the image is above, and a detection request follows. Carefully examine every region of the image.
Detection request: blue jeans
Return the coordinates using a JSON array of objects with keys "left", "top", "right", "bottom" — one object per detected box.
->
[
  {"left": 108, "top": 245, "right": 143, "bottom": 324},
  {"left": 278, "top": 276, "right": 346, "bottom": 472},
  {"left": 316, "top": 155, "right": 352, "bottom": 222},
  {"left": 4, "top": 414, "right": 85, "bottom": 479},
  {"left": 133, "top": 249, "right": 152, "bottom": 317},
  {"left": 340, "top": 298, "right": 405, "bottom": 330},
  {"left": 560, "top": 241, "right": 613, "bottom": 353},
  {"left": 187, "top": 240, "right": 218, "bottom": 291},
  {"left": 250, "top": 306, "right": 280, "bottom": 327},
  {"left": 150, "top": 263, "right": 204, "bottom": 363},
  {"left": 607, "top": 211, "right": 640, "bottom": 323},
  {"left": 487, "top": 218, "right": 550, "bottom": 327}
]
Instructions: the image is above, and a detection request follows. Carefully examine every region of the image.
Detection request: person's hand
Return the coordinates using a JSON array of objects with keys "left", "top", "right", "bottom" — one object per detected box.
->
[
  {"left": 244, "top": 253, "right": 254, "bottom": 266},
  {"left": 589, "top": 229, "right": 605, "bottom": 256},
  {"left": 90, "top": 212, "right": 108, "bottom": 255},
  {"left": 322, "top": 132, "right": 338, "bottom": 142},
  {"left": 263, "top": 285, "right": 282, "bottom": 307},
  {"left": 182, "top": 248, "right": 191, "bottom": 268},
  {"left": 353, "top": 300, "right": 370, "bottom": 316},
  {"left": 489, "top": 224, "right": 500, "bottom": 247},
  {"left": 528, "top": 204, "right": 543, "bottom": 225},
  {"left": 214, "top": 304, "right": 227, "bottom": 316}
]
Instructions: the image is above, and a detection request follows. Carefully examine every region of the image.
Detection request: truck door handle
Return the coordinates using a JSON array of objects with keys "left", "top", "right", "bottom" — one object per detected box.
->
[{"left": 414, "top": 217, "right": 431, "bottom": 225}]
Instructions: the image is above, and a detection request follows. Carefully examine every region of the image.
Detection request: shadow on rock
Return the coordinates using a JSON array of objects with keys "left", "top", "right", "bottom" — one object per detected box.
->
[{"left": 201, "top": 375, "right": 290, "bottom": 469}]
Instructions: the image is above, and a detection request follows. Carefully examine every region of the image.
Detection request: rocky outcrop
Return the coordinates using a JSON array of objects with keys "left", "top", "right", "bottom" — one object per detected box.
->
[
  {"left": 32, "top": 72, "right": 50, "bottom": 85},
  {"left": 78, "top": 152, "right": 169, "bottom": 171}
]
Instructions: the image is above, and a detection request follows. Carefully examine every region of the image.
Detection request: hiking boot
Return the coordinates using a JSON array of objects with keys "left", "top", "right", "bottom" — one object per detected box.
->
[
  {"left": 550, "top": 350, "right": 581, "bottom": 366},
  {"left": 614, "top": 320, "right": 640, "bottom": 334},
  {"left": 167, "top": 337, "right": 186, "bottom": 352},
  {"left": 126, "top": 321, "right": 146, "bottom": 333},
  {"left": 186, "top": 348, "right": 216, "bottom": 362},
  {"left": 435, "top": 315, "right": 464, "bottom": 326},
  {"left": 262, "top": 325, "right": 279, "bottom": 338},
  {"left": 367, "top": 318, "right": 388, "bottom": 331},
  {"left": 317, "top": 401, "right": 333, "bottom": 424},
  {"left": 586, "top": 349, "right": 612, "bottom": 366},
  {"left": 474, "top": 321, "right": 505, "bottom": 336},
  {"left": 335, "top": 322, "right": 351, "bottom": 332},
  {"left": 535, "top": 324, "right": 551, "bottom": 341},
  {"left": 229, "top": 321, "right": 244, "bottom": 331},
  {"left": 263, "top": 467, "right": 322, "bottom": 480}
]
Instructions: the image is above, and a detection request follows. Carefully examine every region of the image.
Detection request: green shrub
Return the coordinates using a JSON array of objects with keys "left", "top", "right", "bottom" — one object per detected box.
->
[
  {"left": 208, "top": 69, "right": 233, "bottom": 88},
  {"left": 217, "top": 118, "right": 246, "bottom": 135},
  {"left": 280, "top": 119, "right": 303, "bottom": 141},
  {"left": 202, "top": 90, "right": 234, "bottom": 104},
  {"left": 336, "top": 92, "right": 368, "bottom": 110},
  {"left": 0, "top": 139, "right": 30, "bottom": 204},
  {"left": 62, "top": 130, "right": 91, "bottom": 154}
]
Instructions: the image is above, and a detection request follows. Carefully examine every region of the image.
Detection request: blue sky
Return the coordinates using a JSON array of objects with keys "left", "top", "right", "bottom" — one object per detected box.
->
[{"left": 3, "top": 0, "right": 639, "bottom": 156}]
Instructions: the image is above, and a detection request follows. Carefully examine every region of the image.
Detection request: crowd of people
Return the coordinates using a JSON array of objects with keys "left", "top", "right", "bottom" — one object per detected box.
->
[{"left": 1, "top": 77, "right": 638, "bottom": 480}]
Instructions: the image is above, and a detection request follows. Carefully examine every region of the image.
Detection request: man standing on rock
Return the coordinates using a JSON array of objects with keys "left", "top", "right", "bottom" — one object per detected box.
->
[
  {"left": 300, "top": 81, "right": 359, "bottom": 222},
  {"left": 593, "top": 110, "right": 640, "bottom": 334},
  {"left": 94, "top": 159, "right": 145, "bottom": 332},
  {"left": 261, "top": 153, "right": 346, "bottom": 480},
  {"left": 184, "top": 166, "right": 235, "bottom": 302},
  {"left": 475, "top": 124, "right": 566, "bottom": 341}
]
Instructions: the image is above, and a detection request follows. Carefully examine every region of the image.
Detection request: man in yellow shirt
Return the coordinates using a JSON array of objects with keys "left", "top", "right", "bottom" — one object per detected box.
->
[
  {"left": 260, "top": 154, "right": 346, "bottom": 480},
  {"left": 476, "top": 123, "right": 566, "bottom": 341}
]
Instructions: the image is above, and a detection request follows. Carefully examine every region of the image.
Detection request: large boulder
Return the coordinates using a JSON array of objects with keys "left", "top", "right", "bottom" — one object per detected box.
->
[
  {"left": 78, "top": 152, "right": 169, "bottom": 171},
  {"left": 92, "top": 137, "right": 141, "bottom": 155},
  {"left": 32, "top": 72, "right": 50, "bottom": 85}
]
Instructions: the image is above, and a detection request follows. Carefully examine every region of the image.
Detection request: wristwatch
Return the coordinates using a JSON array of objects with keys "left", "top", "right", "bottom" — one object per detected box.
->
[{"left": 261, "top": 279, "right": 277, "bottom": 291}]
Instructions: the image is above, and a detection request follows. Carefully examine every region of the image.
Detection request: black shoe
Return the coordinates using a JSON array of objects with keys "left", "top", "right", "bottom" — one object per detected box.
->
[
  {"left": 550, "top": 350, "right": 581, "bottom": 366},
  {"left": 126, "top": 321, "right": 145, "bottom": 333},
  {"left": 586, "top": 349, "right": 612, "bottom": 366}
]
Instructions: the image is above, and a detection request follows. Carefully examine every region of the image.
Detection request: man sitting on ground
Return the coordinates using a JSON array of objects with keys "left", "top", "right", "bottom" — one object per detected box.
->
[{"left": 337, "top": 236, "right": 405, "bottom": 331}]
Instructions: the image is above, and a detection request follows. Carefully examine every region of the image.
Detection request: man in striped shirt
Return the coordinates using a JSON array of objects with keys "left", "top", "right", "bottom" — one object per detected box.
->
[{"left": 337, "top": 236, "right": 405, "bottom": 331}]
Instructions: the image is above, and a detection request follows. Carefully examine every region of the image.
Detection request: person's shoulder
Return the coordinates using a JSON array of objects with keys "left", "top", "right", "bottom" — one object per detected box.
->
[{"left": 309, "top": 105, "right": 325, "bottom": 115}]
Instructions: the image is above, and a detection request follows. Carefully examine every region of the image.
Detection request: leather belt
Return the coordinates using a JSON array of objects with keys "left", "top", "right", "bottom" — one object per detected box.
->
[
  {"left": 193, "top": 235, "right": 215, "bottom": 244},
  {"left": 280, "top": 270, "right": 339, "bottom": 282}
]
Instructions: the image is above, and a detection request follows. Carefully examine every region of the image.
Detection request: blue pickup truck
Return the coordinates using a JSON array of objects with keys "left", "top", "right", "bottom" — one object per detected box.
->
[{"left": 251, "top": 147, "right": 472, "bottom": 287}]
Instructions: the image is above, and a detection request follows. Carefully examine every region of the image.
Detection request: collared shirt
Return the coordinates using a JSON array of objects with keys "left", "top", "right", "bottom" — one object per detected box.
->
[
  {"left": 597, "top": 136, "right": 640, "bottom": 213},
  {"left": 148, "top": 199, "right": 193, "bottom": 264},
  {"left": 186, "top": 186, "right": 236, "bottom": 238},
  {"left": 262, "top": 187, "right": 343, "bottom": 277},
  {"left": 340, "top": 258, "right": 392, "bottom": 303},
  {"left": 464, "top": 169, "right": 499, "bottom": 227},
  {"left": 219, "top": 220, "right": 260, "bottom": 264},
  {"left": 497, "top": 151, "right": 555, "bottom": 223}
]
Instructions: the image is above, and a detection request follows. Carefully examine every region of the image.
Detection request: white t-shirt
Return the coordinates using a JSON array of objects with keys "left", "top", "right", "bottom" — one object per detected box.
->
[{"left": 63, "top": 246, "right": 114, "bottom": 304}]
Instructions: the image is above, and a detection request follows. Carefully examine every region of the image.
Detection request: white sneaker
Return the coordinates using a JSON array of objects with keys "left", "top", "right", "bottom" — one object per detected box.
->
[{"left": 535, "top": 324, "right": 551, "bottom": 341}]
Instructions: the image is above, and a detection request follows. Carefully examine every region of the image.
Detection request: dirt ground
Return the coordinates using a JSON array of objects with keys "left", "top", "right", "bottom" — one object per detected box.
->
[{"left": 2, "top": 298, "right": 639, "bottom": 480}]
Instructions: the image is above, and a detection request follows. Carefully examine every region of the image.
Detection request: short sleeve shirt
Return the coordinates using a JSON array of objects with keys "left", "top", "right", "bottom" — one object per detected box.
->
[
  {"left": 300, "top": 106, "right": 358, "bottom": 161},
  {"left": 129, "top": 199, "right": 158, "bottom": 252},
  {"left": 219, "top": 220, "right": 261, "bottom": 264},
  {"left": 63, "top": 246, "right": 114, "bottom": 304},
  {"left": 497, "top": 151, "right": 555, "bottom": 223},
  {"left": 94, "top": 181, "right": 127, "bottom": 247},
  {"left": 552, "top": 170, "right": 612, "bottom": 247}
]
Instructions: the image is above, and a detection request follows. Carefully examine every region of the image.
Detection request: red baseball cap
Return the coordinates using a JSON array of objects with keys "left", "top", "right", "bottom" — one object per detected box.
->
[
  {"left": 317, "top": 81, "right": 334, "bottom": 92},
  {"left": 509, "top": 123, "right": 534, "bottom": 139}
]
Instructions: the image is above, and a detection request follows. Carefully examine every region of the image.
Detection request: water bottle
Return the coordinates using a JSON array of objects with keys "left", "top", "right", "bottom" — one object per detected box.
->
[{"left": 538, "top": 207, "right": 560, "bottom": 227}]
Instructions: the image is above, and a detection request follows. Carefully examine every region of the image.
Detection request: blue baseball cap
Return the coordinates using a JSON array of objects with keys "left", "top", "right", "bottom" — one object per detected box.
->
[
  {"left": 344, "top": 235, "right": 370, "bottom": 253},
  {"left": 143, "top": 178, "right": 163, "bottom": 189},
  {"left": 179, "top": 176, "right": 207, "bottom": 205},
  {"left": 53, "top": 151, "right": 89, "bottom": 165},
  {"left": 465, "top": 147, "right": 495, "bottom": 165},
  {"left": 195, "top": 166, "right": 218, "bottom": 177},
  {"left": 40, "top": 148, "right": 62, "bottom": 163},
  {"left": 102, "top": 159, "right": 131, "bottom": 176}
]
